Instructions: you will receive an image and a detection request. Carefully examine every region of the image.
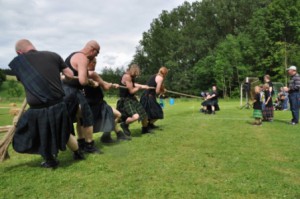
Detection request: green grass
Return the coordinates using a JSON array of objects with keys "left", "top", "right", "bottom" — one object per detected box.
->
[
  {"left": 0, "top": 99, "right": 299, "bottom": 199},
  {"left": 0, "top": 76, "right": 25, "bottom": 101}
]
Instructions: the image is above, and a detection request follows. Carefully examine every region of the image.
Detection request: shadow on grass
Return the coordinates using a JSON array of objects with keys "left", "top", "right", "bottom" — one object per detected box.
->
[
  {"left": 2, "top": 150, "right": 92, "bottom": 171},
  {"left": 271, "top": 118, "right": 290, "bottom": 124}
]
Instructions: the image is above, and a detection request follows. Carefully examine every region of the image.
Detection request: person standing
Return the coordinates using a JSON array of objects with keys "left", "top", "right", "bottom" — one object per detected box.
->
[
  {"left": 140, "top": 66, "right": 168, "bottom": 129},
  {"left": 117, "top": 64, "right": 150, "bottom": 136},
  {"left": 264, "top": 75, "right": 274, "bottom": 96},
  {"left": 287, "top": 66, "right": 300, "bottom": 125},
  {"left": 262, "top": 83, "right": 274, "bottom": 122},
  {"left": 9, "top": 39, "right": 84, "bottom": 168},
  {"left": 84, "top": 58, "right": 130, "bottom": 143},
  {"left": 62, "top": 40, "right": 100, "bottom": 153},
  {"left": 252, "top": 86, "right": 263, "bottom": 126}
]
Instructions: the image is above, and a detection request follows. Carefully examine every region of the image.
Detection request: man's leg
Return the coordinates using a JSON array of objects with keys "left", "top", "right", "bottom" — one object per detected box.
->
[
  {"left": 289, "top": 94, "right": 297, "bottom": 123},
  {"left": 211, "top": 105, "right": 216, "bottom": 114},
  {"left": 141, "top": 116, "right": 150, "bottom": 134},
  {"left": 76, "top": 106, "right": 101, "bottom": 153},
  {"left": 67, "top": 134, "right": 85, "bottom": 160},
  {"left": 148, "top": 119, "right": 159, "bottom": 129},
  {"left": 112, "top": 108, "right": 130, "bottom": 141},
  {"left": 295, "top": 93, "right": 300, "bottom": 123},
  {"left": 120, "top": 114, "right": 139, "bottom": 136}
]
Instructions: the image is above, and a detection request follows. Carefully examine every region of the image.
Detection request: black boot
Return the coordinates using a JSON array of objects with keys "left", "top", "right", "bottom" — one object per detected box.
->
[
  {"left": 77, "top": 138, "right": 85, "bottom": 151},
  {"left": 100, "top": 132, "right": 116, "bottom": 144},
  {"left": 41, "top": 155, "right": 59, "bottom": 169},
  {"left": 148, "top": 123, "right": 159, "bottom": 129},
  {"left": 84, "top": 141, "right": 102, "bottom": 154},
  {"left": 116, "top": 131, "right": 131, "bottom": 141},
  {"left": 120, "top": 122, "right": 131, "bottom": 136},
  {"left": 73, "top": 149, "right": 85, "bottom": 160},
  {"left": 141, "top": 126, "right": 150, "bottom": 134}
]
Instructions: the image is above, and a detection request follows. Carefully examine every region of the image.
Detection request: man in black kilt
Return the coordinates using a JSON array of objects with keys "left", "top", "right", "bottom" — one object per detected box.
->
[
  {"left": 9, "top": 39, "right": 84, "bottom": 168},
  {"left": 140, "top": 66, "right": 168, "bottom": 129},
  {"left": 62, "top": 40, "right": 101, "bottom": 153},
  {"left": 83, "top": 58, "right": 130, "bottom": 143},
  {"left": 201, "top": 85, "right": 219, "bottom": 114},
  {"left": 117, "top": 64, "right": 150, "bottom": 136}
]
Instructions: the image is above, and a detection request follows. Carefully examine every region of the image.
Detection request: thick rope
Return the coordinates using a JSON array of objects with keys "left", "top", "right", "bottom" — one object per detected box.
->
[
  {"left": 65, "top": 76, "right": 202, "bottom": 99},
  {"left": 0, "top": 98, "right": 27, "bottom": 162}
]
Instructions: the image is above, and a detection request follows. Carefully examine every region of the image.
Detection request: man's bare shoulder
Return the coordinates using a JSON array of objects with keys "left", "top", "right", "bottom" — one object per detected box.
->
[
  {"left": 155, "top": 75, "right": 163, "bottom": 81},
  {"left": 72, "top": 52, "right": 87, "bottom": 61},
  {"left": 71, "top": 52, "right": 88, "bottom": 67}
]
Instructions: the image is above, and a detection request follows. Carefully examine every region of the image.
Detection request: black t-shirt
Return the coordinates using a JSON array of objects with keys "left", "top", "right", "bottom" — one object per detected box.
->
[
  {"left": 253, "top": 93, "right": 262, "bottom": 110},
  {"left": 210, "top": 91, "right": 218, "bottom": 100},
  {"left": 21, "top": 50, "right": 67, "bottom": 105},
  {"left": 267, "top": 81, "right": 274, "bottom": 96},
  {"left": 264, "top": 90, "right": 273, "bottom": 107}
]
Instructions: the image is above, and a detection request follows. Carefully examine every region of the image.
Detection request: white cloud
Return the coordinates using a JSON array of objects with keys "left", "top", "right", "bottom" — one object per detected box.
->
[{"left": 0, "top": 0, "right": 195, "bottom": 73}]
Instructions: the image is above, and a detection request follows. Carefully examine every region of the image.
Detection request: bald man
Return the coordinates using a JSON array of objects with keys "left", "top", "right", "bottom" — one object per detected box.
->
[
  {"left": 62, "top": 40, "right": 101, "bottom": 153},
  {"left": 9, "top": 39, "right": 84, "bottom": 169}
]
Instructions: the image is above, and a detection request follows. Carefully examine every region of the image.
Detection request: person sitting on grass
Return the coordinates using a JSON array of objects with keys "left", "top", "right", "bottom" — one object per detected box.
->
[
  {"left": 82, "top": 58, "right": 130, "bottom": 143},
  {"left": 252, "top": 86, "right": 263, "bottom": 126},
  {"left": 201, "top": 85, "right": 219, "bottom": 114},
  {"left": 117, "top": 64, "right": 150, "bottom": 136}
]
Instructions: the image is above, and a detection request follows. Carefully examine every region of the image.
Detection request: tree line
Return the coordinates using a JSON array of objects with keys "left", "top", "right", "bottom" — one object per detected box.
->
[
  {"left": 1, "top": 0, "right": 300, "bottom": 98},
  {"left": 132, "top": 0, "right": 300, "bottom": 97}
]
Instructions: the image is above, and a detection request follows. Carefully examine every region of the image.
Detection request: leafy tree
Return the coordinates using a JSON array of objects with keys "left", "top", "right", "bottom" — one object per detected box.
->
[
  {"left": 130, "top": 0, "right": 300, "bottom": 97},
  {"left": 7, "top": 80, "right": 23, "bottom": 97},
  {"left": 247, "top": 0, "right": 300, "bottom": 83},
  {"left": 100, "top": 67, "right": 125, "bottom": 96},
  {"left": 0, "top": 69, "right": 6, "bottom": 88}
]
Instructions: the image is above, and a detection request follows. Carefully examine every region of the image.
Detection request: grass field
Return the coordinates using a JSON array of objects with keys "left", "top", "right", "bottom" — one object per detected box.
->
[{"left": 0, "top": 99, "right": 299, "bottom": 199}]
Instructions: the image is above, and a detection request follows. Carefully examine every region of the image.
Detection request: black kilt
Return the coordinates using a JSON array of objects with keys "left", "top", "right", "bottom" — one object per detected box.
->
[
  {"left": 116, "top": 97, "right": 147, "bottom": 122},
  {"left": 89, "top": 101, "right": 115, "bottom": 133},
  {"left": 201, "top": 99, "right": 218, "bottom": 106},
  {"left": 63, "top": 84, "right": 94, "bottom": 127},
  {"left": 13, "top": 102, "right": 72, "bottom": 157},
  {"left": 140, "top": 93, "right": 163, "bottom": 120}
]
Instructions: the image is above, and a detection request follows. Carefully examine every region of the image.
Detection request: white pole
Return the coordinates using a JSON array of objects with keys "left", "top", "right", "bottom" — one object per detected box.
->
[{"left": 240, "top": 83, "right": 243, "bottom": 107}]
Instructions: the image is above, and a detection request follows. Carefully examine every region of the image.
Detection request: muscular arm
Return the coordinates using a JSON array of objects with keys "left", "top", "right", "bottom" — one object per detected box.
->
[
  {"left": 62, "top": 67, "right": 74, "bottom": 79},
  {"left": 89, "top": 71, "right": 114, "bottom": 91},
  {"left": 72, "top": 53, "right": 89, "bottom": 86},
  {"left": 155, "top": 75, "right": 164, "bottom": 94},
  {"left": 122, "top": 74, "right": 140, "bottom": 94},
  {"left": 207, "top": 94, "right": 216, "bottom": 100}
]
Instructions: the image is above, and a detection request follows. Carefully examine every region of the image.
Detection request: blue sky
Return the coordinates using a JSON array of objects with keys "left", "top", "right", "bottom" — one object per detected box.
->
[{"left": 0, "top": 0, "right": 195, "bottom": 72}]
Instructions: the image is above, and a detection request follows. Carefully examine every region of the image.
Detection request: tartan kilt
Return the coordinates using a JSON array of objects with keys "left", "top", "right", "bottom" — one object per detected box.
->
[
  {"left": 140, "top": 93, "right": 163, "bottom": 120},
  {"left": 253, "top": 109, "right": 262, "bottom": 118},
  {"left": 116, "top": 97, "right": 147, "bottom": 121},
  {"left": 89, "top": 101, "right": 115, "bottom": 133},
  {"left": 12, "top": 102, "right": 72, "bottom": 157},
  {"left": 263, "top": 106, "right": 274, "bottom": 120},
  {"left": 63, "top": 84, "right": 93, "bottom": 127}
]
